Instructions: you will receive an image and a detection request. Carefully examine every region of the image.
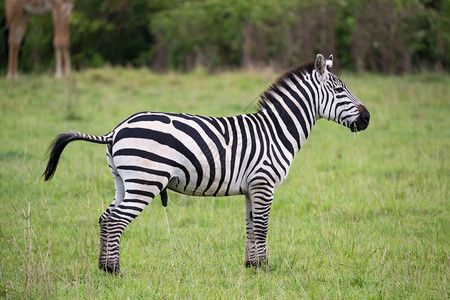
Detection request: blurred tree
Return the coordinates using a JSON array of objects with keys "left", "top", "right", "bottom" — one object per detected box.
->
[
  {"left": 349, "top": 0, "right": 448, "bottom": 73},
  {"left": 1, "top": 0, "right": 448, "bottom": 74}
]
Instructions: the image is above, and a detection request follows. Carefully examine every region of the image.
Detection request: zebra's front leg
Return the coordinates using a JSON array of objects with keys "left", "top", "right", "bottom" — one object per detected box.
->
[
  {"left": 244, "top": 195, "right": 257, "bottom": 267},
  {"left": 246, "top": 185, "right": 274, "bottom": 268}
]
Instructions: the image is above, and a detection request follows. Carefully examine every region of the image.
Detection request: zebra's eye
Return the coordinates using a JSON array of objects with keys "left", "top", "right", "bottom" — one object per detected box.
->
[{"left": 335, "top": 87, "right": 345, "bottom": 93}]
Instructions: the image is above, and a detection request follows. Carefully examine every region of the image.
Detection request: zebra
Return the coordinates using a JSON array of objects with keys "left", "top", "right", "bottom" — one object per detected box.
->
[{"left": 43, "top": 54, "right": 370, "bottom": 274}]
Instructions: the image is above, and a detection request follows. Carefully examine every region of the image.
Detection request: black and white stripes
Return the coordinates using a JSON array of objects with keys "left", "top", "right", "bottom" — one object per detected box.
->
[{"left": 43, "top": 54, "right": 370, "bottom": 274}]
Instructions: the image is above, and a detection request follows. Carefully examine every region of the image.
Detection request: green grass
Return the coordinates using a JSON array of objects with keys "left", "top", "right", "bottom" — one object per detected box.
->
[{"left": 0, "top": 68, "right": 448, "bottom": 299}]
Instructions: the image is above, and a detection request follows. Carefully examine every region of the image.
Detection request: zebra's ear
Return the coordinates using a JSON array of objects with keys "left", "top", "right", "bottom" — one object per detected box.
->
[
  {"left": 315, "top": 54, "right": 329, "bottom": 82},
  {"left": 315, "top": 54, "right": 326, "bottom": 76},
  {"left": 326, "top": 54, "right": 333, "bottom": 69}
]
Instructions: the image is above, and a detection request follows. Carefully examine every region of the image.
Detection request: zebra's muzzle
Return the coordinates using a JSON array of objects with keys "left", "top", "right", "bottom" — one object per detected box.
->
[{"left": 350, "top": 105, "right": 370, "bottom": 132}]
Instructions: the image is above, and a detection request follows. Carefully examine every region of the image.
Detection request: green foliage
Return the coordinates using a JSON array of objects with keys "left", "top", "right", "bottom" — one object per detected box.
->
[
  {"left": 0, "top": 69, "right": 448, "bottom": 298},
  {"left": 1, "top": 0, "right": 448, "bottom": 73},
  {"left": 68, "top": 0, "right": 163, "bottom": 68}
]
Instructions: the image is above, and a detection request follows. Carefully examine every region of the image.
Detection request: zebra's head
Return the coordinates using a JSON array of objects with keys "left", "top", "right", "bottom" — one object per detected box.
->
[{"left": 314, "top": 54, "right": 370, "bottom": 132}]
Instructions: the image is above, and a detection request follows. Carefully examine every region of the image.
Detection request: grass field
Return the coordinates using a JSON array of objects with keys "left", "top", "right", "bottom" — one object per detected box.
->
[{"left": 0, "top": 67, "right": 448, "bottom": 299}]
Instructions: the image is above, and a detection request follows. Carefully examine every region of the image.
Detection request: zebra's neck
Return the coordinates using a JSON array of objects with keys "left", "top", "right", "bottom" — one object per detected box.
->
[{"left": 256, "top": 64, "right": 318, "bottom": 155}]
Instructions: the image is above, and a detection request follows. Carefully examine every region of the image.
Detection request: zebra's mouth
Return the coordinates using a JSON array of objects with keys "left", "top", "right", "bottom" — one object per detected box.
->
[{"left": 350, "top": 105, "right": 370, "bottom": 132}]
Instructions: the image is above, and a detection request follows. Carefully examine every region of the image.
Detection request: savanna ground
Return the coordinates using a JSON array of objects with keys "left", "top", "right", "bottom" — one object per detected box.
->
[{"left": 0, "top": 67, "right": 448, "bottom": 298}]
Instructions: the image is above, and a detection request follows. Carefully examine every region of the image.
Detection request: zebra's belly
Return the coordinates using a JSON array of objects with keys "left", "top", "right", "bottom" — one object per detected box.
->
[{"left": 166, "top": 176, "right": 245, "bottom": 197}]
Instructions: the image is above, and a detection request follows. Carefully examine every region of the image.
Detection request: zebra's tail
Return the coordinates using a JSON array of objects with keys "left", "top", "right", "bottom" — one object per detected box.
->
[{"left": 43, "top": 131, "right": 114, "bottom": 181}]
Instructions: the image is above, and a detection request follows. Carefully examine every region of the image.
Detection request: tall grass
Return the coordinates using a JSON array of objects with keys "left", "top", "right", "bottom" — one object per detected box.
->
[{"left": 0, "top": 68, "right": 448, "bottom": 298}]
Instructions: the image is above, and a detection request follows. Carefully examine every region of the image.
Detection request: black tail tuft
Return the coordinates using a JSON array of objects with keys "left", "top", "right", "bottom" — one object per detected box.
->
[
  {"left": 42, "top": 132, "right": 80, "bottom": 181},
  {"left": 43, "top": 131, "right": 113, "bottom": 181},
  {"left": 160, "top": 188, "right": 168, "bottom": 207}
]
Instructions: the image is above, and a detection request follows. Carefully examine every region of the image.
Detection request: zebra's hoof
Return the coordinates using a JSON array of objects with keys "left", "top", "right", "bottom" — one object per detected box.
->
[
  {"left": 99, "top": 261, "right": 121, "bottom": 275},
  {"left": 245, "top": 257, "right": 268, "bottom": 268},
  {"left": 245, "top": 260, "right": 256, "bottom": 268}
]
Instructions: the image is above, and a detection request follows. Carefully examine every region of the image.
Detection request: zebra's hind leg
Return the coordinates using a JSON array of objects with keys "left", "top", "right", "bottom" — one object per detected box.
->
[
  {"left": 245, "top": 184, "right": 274, "bottom": 268},
  {"left": 98, "top": 172, "right": 125, "bottom": 272},
  {"left": 101, "top": 172, "right": 169, "bottom": 275}
]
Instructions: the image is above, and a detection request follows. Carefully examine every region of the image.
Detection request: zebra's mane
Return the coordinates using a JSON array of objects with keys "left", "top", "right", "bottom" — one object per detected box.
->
[{"left": 258, "top": 61, "right": 315, "bottom": 111}]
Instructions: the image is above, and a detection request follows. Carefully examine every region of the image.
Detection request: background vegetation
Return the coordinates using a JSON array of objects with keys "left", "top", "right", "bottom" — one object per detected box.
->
[
  {"left": 0, "top": 68, "right": 448, "bottom": 298},
  {"left": 1, "top": 0, "right": 449, "bottom": 73}
]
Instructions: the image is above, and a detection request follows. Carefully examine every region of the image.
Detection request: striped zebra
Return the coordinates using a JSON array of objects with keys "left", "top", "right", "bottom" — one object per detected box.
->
[{"left": 43, "top": 54, "right": 370, "bottom": 274}]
